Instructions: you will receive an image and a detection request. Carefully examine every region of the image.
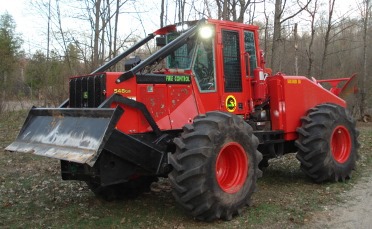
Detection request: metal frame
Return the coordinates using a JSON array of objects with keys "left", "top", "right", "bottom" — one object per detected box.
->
[{"left": 116, "top": 19, "right": 206, "bottom": 83}]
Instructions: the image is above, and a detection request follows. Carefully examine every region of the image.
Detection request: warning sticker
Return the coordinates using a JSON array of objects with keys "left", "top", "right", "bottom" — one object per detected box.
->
[
  {"left": 226, "top": 95, "right": 237, "bottom": 112},
  {"left": 287, "top": 79, "right": 302, "bottom": 84}
]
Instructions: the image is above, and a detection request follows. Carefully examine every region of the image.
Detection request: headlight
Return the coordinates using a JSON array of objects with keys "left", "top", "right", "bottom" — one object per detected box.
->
[{"left": 199, "top": 26, "right": 214, "bottom": 39}]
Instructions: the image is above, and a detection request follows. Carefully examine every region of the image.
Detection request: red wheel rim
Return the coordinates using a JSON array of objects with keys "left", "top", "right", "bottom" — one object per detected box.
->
[
  {"left": 216, "top": 142, "right": 248, "bottom": 194},
  {"left": 331, "top": 125, "right": 352, "bottom": 164}
]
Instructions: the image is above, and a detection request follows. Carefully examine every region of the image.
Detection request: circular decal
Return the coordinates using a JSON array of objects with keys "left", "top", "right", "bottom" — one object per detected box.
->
[{"left": 225, "top": 95, "right": 237, "bottom": 112}]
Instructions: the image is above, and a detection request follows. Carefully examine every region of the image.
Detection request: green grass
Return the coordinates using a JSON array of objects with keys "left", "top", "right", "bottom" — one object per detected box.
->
[{"left": 1, "top": 110, "right": 371, "bottom": 228}]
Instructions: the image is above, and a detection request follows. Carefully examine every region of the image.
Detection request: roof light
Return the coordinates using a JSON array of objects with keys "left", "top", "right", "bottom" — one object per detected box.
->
[
  {"left": 199, "top": 26, "right": 213, "bottom": 39},
  {"left": 176, "top": 24, "right": 189, "bottom": 32}
]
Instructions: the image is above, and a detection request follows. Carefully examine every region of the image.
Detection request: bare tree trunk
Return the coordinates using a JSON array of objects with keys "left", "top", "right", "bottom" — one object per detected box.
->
[
  {"left": 271, "top": 0, "right": 311, "bottom": 73},
  {"left": 204, "top": 0, "right": 212, "bottom": 18},
  {"left": 263, "top": 1, "right": 269, "bottom": 57},
  {"left": 320, "top": 0, "right": 336, "bottom": 79},
  {"left": 47, "top": 0, "right": 51, "bottom": 60},
  {"left": 56, "top": 0, "right": 72, "bottom": 73},
  {"left": 214, "top": 0, "right": 253, "bottom": 22},
  {"left": 231, "top": 0, "right": 237, "bottom": 21},
  {"left": 100, "top": 0, "right": 106, "bottom": 66},
  {"left": 237, "top": 0, "right": 251, "bottom": 23},
  {"left": 216, "top": 0, "right": 222, "bottom": 19},
  {"left": 106, "top": 0, "right": 112, "bottom": 61},
  {"left": 222, "top": 0, "right": 229, "bottom": 20},
  {"left": 248, "top": 1, "right": 256, "bottom": 24},
  {"left": 306, "top": 0, "right": 318, "bottom": 77},
  {"left": 361, "top": 0, "right": 370, "bottom": 117},
  {"left": 239, "top": 0, "right": 245, "bottom": 22},
  {"left": 294, "top": 23, "right": 299, "bottom": 75},
  {"left": 160, "top": 0, "right": 165, "bottom": 27},
  {"left": 113, "top": 0, "right": 119, "bottom": 71},
  {"left": 271, "top": 0, "right": 282, "bottom": 72},
  {"left": 93, "top": 0, "right": 102, "bottom": 69},
  {"left": 178, "top": 0, "right": 186, "bottom": 22}
]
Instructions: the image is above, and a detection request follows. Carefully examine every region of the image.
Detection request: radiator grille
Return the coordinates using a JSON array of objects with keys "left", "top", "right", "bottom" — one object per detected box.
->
[{"left": 69, "top": 74, "right": 106, "bottom": 108}]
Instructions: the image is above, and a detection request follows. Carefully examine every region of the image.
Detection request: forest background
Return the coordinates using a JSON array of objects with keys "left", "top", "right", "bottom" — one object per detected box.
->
[{"left": 0, "top": 0, "right": 371, "bottom": 118}]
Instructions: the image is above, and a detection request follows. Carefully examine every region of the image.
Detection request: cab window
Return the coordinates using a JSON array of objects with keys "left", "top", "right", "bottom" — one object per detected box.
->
[
  {"left": 167, "top": 33, "right": 196, "bottom": 69},
  {"left": 244, "top": 31, "right": 257, "bottom": 76},
  {"left": 223, "top": 30, "right": 242, "bottom": 92},
  {"left": 166, "top": 25, "right": 216, "bottom": 92},
  {"left": 192, "top": 38, "right": 216, "bottom": 92}
]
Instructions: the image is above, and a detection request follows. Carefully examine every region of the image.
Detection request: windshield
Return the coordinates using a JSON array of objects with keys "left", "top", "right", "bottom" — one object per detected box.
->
[
  {"left": 166, "top": 32, "right": 197, "bottom": 69},
  {"left": 165, "top": 25, "right": 216, "bottom": 92}
]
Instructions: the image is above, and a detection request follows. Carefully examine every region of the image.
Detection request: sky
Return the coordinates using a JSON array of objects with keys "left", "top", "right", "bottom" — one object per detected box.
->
[
  {"left": 0, "top": 0, "right": 359, "bottom": 55},
  {"left": 0, "top": 0, "right": 40, "bottom": 51},
  {"left": 0, "top": 0, "right": 165, "bottom": 54}
]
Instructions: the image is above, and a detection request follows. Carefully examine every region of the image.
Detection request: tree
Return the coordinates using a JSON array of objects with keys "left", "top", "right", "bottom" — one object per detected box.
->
[
  {"left": 319, "top": 0, "right": 336, "bottom": 78},
  {"left": 0, "top": 12, "right": 22, "bottom": 100},
  {"left": 177, "top": 0, "right": 187, "bottom": 22},
  {"left": 79, "top": 0, "right": 131, "bottom": 70},
  {"left": 360, "top": 0, "right": 371, "bottom": 118},
  {"left": 65, "top": 43, "right": 82, "bottom": 75},
  {"left": 305, "top": 0, "right": 318, "bottom": 77},
  {"left": 294, "top": 23, "right": 299, "bottom": 75},
  {"left": 215, "top": 0, "right": 260, "bottom": 22},
  {"left": 92, "top": 0, "right": 102, "bottom": 69},
  {"left": 271, "top": 0, "right": 311, "bottom": 73},
  {"left": 25, "top": 50, "right": 70, "bottom": 104},
  {"left": 160, "top": 0, "right": 165, "bottom": 27},
  {"left": 31, "top": 0, "right": 133, "bottom": 73},
  {"left": 25, "top": 51, "right": 48, "bottom": 95}
]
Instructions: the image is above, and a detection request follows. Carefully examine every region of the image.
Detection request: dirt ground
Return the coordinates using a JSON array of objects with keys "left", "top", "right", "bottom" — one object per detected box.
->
[
  {"left": 1, "top": 109, "right": 371, "bottom": 228},
  {"left": 307, "top": 172, "right": 372, "bottom": 228},
  {"left": 306, "top": 122, "right": 372, "bottom": 229},
  {"left": 2, "top": 100, "right": 56, "bottom": 112}
]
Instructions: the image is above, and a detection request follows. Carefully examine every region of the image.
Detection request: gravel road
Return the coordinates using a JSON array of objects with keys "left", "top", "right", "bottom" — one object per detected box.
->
[{"left": 307, "top": 173, "right": 372, "bottom": 229}]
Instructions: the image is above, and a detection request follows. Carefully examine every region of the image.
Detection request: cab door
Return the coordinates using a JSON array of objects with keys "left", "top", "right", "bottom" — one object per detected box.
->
[{"left": 220, "top": 29, "right": 250, "bottom": 115}]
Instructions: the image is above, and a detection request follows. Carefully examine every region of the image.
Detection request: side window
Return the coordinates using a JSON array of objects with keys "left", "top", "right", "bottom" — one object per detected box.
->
[
  {"left": 222, "top": 30, "right": 242, "bottom": 92},
  {"left": 244, "top": 31, "right": 257, "bottom": 76},
  {"left": 192, "top": 38, "right": 216, "bottom": 92}
]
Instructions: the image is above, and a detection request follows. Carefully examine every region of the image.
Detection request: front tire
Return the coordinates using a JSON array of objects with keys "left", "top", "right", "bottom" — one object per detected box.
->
[
  {"left": 169, "top": 111, "right": 262, "bottom": 221},
  {"left": 295, "top": 103, "right": 359, "bottom": 182}
]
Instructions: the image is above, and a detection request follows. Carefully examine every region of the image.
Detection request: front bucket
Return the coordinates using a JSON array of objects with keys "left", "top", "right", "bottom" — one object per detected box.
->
[{"left": 6, "top": 107, "right": 123, "bottom": 166}]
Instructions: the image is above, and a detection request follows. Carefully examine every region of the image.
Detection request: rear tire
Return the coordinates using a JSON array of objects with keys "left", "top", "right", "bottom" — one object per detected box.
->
[
  {"left": 295, "top": 103, "right": 359, "bottom": 182},
  {"left": 169, "top": 111, "right": 262, "bottom": 221}
]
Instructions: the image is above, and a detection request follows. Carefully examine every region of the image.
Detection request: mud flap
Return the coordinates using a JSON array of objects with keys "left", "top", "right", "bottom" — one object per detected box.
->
[{"left": 5, "top": 107, "right": 123, "bottom": 166}]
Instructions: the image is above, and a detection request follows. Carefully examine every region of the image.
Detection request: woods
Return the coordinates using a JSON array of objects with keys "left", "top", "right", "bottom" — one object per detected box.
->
[{"left": 0, "top": 0, "right": 371, "bottom": 117}]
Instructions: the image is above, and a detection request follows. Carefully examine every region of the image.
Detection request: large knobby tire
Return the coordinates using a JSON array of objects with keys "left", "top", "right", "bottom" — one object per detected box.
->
[
  {"left": 86, "top": 176, "right": 157, "bottom": 201},
  {"left": 295, "top": 103, "right": 359, "bottom": 183},
  {"left": 168, "top": 111, "right": 262, "bottom": 221}
]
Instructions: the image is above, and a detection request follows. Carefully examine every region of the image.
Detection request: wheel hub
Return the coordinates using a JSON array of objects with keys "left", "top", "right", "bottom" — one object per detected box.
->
[
  {"left": 331, "top": 125, "right": 352, "bottom": 164},
  {"left": 216, "top": 142, "right": 248, "bottom": 194}
]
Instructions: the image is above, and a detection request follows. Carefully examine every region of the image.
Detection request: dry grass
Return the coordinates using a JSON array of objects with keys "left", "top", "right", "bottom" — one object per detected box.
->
[{"left": 1, "top": 110, "right": 371, "bottom": 228}]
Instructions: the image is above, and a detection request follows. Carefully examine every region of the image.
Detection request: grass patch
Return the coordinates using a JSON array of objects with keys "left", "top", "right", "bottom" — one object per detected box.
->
[{"left": 1, "top": 110, "right": 371, "bottom": 228}]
